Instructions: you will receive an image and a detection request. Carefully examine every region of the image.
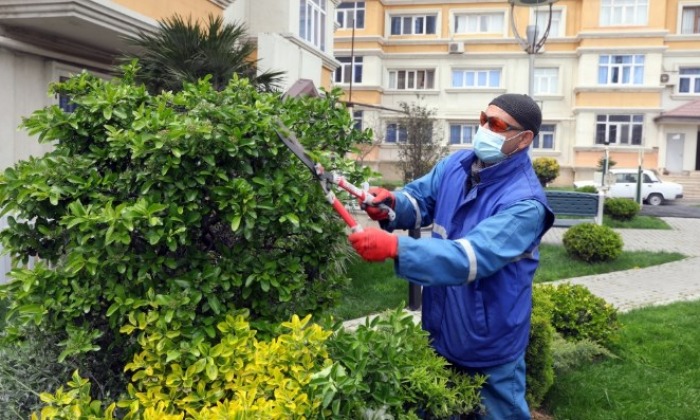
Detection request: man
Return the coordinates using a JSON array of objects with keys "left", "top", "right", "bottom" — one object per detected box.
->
[{"left": 349, "top": 93, "right": 554, "bottom": 419}]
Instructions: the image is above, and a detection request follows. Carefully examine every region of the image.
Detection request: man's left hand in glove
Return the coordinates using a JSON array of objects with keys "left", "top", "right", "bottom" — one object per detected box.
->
[{"left": 348, "top": 227, "right": 398, "bottom": 262}]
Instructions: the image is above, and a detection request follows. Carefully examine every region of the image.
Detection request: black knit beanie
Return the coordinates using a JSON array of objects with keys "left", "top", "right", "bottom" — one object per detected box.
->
[{"left": 489, "top": 93, "right": 542, "bottom": 136}]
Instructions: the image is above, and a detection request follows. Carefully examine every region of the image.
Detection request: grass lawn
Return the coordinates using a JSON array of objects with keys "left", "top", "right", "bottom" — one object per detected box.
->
[
  {"left": 544, "top": 300, "right": 700, "bottom": 419},
  {"left": 327, "top": 244, "right": 685, "bottom": 321}
]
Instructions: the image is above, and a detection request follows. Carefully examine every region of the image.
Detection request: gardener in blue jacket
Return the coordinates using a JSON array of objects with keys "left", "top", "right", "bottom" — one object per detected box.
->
[{"left": 349, "top": 93, "right": 555, "bottom": 420}]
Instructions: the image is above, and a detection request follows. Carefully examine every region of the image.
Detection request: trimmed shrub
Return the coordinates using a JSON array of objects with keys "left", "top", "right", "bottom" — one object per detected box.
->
[
  {"left": 604, "top": 197, "right": 640, "bottom": 221},
  {"left": 575, "top": 185, "right": 598, "bottom": 194},
  {"left": 562, "top": 223, "right": 623, "bottom": 262},
  {"left": 532, "top": 157, "right": 560, "bottom": 187},
  {"left": 525, "top": 286, "right": 555, "bottom": 409},
  {"left": 539, "top": 283, "right": 621, "bottom": 349}
]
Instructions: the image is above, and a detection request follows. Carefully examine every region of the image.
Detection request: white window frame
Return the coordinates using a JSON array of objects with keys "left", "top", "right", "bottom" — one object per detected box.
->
[
  {"left": 451, "top": 68, "right": 502, "bottom": 88},
  {"left": 334, "top": 56, "right": 363, "bottom": 84},
  {"left": 352, "top": 110, "right": 363, "bottom": 131},
  {"left": 678, "top": 67, "right": 700, "bottom": 94},
  {"left": 453, "top": 12, "right": 505, "bottom": 34},
  {"left": 680, "top": 4, "right": 700, "bottom": 34},
  {"left": 336, "top": 1, "right": 365, "bottom": 29},
  {"left": 533, "top": 67, "right": 559, "bottom": 95},
  {"left": 532, "top": 8, "right": 564, "bottom": 38},
  {"left": 385, "top": 122, "right": 408, "bottom": 143},
  {"left": 389, "top": 14, "right": 438, "bottom": 35},
  {"left": 595, "top": 114, "right": 644, "bottom": 146},
  {"left": 388, "top": 69, "right": 436, "bottom": 90},
  {"left": 600, "top": 0, "right": 648, "bottom": 26},
  {"left": 533, "top": 124, "right": 556, "bottom": 150},
  {"left": 449, "top": 123, "right": 478, "bottom": 145},
  {"left": 598, "top": 54, "right": 645, "bottom": 85},
  {"left": 300, "top": 0, "right": 327, "bottom": 50}
]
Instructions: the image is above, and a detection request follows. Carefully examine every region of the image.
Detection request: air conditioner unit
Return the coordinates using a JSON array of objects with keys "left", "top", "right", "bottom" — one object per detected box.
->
[
  {"left": 448, "top": 42, "right": 464, "bottom": 54},
  {"left": 660, "top": 73, "right": 675, "bottom": 86}
]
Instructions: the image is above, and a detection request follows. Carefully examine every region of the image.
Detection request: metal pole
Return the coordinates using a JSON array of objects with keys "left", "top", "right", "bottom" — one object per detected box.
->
[{"left": 407, "top": 228, "right": 422, "bottom": 310}]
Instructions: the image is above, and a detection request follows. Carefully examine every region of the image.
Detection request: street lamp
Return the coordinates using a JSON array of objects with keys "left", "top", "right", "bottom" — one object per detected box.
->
[{"left": 508, "top": 0, "right": 559, "bottom": 97}]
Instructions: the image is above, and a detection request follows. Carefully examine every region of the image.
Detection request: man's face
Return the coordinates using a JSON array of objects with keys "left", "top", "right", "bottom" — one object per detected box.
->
[{"left": 481, "top": 104, "right": 533, "bottom": 155}]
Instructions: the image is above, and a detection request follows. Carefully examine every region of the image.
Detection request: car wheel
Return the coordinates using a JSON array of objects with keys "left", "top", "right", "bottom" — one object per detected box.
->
[{"left": 647, "top": 193, "right": 663, "bottom": 206}]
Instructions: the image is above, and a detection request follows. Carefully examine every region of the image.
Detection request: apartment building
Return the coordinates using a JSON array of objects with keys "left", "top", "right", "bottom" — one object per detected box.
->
[
  {"left": 0, "top": 0, "right": 339, "bottom": 171},
  {"left": 333, "top": 0, "right": 700, "bottom": 185}
]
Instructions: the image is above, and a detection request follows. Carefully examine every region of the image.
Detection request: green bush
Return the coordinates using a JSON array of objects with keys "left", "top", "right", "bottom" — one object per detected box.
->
[
  {"left": 532, "top": 157, "right": 560, "bottom": 187},
  {"left": 604, "top": 197, "right": 640, "bottom": 221},
  {"left": 525, "top": 286, "right": 555, "bottom": 409},
  {"left": 539, "top": 283, "right": 621, "bottom": 349},
  {"left": 562, "top": 223, "right": 623, "bottom": 262},
  {"left": 1, "top": 66, "right": 485, "bottom": 418},
  {"left": 34, "top": 309, "right": 484, "bottom": 419},
  {"left": 575, "top": 185, "right": 598, "bottom": 194}
]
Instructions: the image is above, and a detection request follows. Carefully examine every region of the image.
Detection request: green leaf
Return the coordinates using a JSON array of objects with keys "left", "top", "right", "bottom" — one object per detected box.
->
[{"left": 230, "top": 215, "right": 241, "bottom": 231}]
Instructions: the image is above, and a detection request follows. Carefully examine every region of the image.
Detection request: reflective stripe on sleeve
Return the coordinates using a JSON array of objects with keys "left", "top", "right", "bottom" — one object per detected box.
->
[
  {"left": 455, "top": 238, "right": 477, "bottom": 282},
  {"left": 400, "top": 191, "right": 422, "bottom": 230}
]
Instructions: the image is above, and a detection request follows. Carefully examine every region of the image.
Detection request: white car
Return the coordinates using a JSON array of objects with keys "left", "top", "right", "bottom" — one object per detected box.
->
[{"left": 573, "top": 168, "right": 684, "bottom": 206}]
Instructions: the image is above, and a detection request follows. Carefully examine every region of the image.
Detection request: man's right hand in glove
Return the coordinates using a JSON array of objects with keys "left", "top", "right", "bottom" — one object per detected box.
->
[{"left": 362, "top": 187, "right": 395, "bottom": 221}]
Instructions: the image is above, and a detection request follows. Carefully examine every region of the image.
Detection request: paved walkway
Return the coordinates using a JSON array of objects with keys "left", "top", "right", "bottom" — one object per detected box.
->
[{"left": 344, "top": 217, "right": 700, "bottom": 329}]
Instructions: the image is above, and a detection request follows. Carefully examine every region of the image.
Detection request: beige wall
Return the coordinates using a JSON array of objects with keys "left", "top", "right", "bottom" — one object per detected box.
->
[{"left": 111, "top": 0, "right": 223, "bottom": 21}]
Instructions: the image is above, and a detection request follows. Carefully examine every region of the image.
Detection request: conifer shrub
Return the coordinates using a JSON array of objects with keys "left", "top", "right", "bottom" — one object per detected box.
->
[
  {"left": 604, "top": 197, "right": 640, "bottom": 221},
  {"left": 562, "top": 223, "right": 623, "bottom": 262}
]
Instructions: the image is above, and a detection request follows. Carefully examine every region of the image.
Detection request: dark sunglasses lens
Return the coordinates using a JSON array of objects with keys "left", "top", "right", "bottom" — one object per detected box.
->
[{"left": 480, "top": 112, "right": 509, "bottom": 132}]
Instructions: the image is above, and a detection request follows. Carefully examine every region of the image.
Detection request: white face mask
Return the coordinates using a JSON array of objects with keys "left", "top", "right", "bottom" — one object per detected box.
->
[{"left": 473, "top": 126, "right": 522, "bottom": 164}]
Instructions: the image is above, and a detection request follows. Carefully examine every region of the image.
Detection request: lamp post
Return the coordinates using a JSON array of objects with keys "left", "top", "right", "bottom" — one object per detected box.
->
[{"left": 508, "top": 0, "right": 559, "bottom": 97}]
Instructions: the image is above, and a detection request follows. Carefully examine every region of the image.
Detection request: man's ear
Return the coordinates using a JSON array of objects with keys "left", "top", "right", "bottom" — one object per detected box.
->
[{"left": 516, "top": 131, "right": 535, "bottom": 151}]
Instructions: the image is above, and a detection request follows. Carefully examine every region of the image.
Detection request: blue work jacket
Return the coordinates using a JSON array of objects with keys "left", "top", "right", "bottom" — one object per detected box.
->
[{"left": 385, "top": 149, "right": 554, "bottom": 368}]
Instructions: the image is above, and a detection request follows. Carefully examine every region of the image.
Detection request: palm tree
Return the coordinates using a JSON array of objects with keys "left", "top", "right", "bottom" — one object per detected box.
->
[{"left": 120, "top": 14, "right": 285, "bottom": 93}]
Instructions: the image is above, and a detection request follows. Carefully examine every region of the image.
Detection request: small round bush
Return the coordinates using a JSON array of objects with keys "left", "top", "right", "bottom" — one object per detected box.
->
[
  {"left": 575, "top": 185, "right": 598, "bottom": 194},
  {"left": 539, "top": 283, "right": 621, "bottom": 349},
  {"left": 562, "top": 223, "right": 623, "bottom": 262},
  {"left": 532, "top": 157, "right": 560, "bottom": 187},
  {"left": 604, "top": 197, "right": 640, "bottom": 221}
]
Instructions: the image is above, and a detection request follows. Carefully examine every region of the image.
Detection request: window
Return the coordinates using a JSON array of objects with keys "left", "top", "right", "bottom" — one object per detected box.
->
[
  {"left": 598, "top": 55, "right": 644, "bottom": 85},
  {"left": 337, "top": 1, "right": 364, "bottom": 29},
  {"left": 300, "top": 0, "right": 327, "bottom": 50},
  {"left": 681, "top": 6, "right": 700, "bottom": 34},
  {"left": 58, "top": 76, "right": 77, "bottom": 113},
  {"left": 679, "top": 68, "right": 700, "bottom": 94},
  {"left": 449, "top": 123, "right": 478, "bottom": 145},
  {"left": 390, "top": 15, "right": 437, "bottom": 35},
  {"left": 595, "top": 114, "right": 643, "bottom": 145},
  {"left": 454, "top": 13, "right": 504, "bottom": 34},
  {"left": 451, "top": 69, "right": 501, "bottom": 88},
  {"left": 533, "top": 124, "right": 555, "bottom": 150},
  {"left": 600, "top": 0, "right": 648, "bottom": 26},
  {"left": 534, "top": 68, "right": 559, "bottom": 95},
  {"left": 388, "top": 69, "right": 435, "bottom": 90},
  {"left": 534, "top": 9, "right": 562, "bottom": 38},
  {"left": 353, "top": 110, "right": 363, "bottom": 131},
  {"left": 335, "top": 56, "right": 363, "bottom": 84},
  {"left": 385, "top": 123, "right": 407, "bottom": 143}
]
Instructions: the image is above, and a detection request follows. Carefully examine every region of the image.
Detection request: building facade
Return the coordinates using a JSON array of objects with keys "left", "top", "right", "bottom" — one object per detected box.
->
[{"left": 333, "top": 0, "right": 700, "bottom": 185}]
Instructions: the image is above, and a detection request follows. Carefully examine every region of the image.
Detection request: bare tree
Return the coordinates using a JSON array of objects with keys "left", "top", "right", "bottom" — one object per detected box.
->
[{"left": 396, "top": 101, "right": 449, "bottom": 183}]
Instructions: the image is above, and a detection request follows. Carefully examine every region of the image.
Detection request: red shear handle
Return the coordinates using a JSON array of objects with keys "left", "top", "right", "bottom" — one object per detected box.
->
[{"left": 331, "top": 198, "right": 363, "bottom": 232}]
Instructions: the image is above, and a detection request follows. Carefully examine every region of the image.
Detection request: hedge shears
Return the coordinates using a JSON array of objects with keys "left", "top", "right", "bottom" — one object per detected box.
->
[{"left": 276, "top": 124, "right": 395, "bottom": 233}]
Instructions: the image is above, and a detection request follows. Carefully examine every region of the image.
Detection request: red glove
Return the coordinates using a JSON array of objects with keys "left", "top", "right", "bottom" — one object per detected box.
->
[
  {"left": 362, "top": 187, "right": 395, "bottom": 221},
  {"left": 348, "top": 227, "right": 398, "bottom": 262}
]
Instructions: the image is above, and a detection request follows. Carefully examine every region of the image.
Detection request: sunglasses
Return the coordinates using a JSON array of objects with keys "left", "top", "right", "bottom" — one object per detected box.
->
[{"left": 480, "top": 111, "right": 524, "bottom": 133}]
